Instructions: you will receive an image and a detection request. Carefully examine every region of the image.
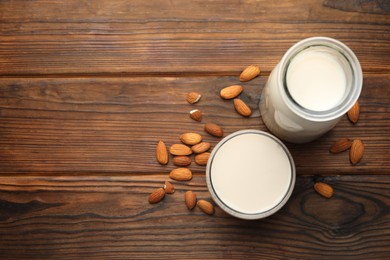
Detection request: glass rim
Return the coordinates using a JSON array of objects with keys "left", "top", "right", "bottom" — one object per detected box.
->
[{"left": 205, "top": 130, "right": 296, "bottom": 220}]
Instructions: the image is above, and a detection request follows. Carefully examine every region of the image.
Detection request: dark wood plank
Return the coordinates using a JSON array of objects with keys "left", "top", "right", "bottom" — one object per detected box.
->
[
  {"left": 324, "top": 0, "right": 390, "bottom": 14},
  {"left": 0, "top": 75, "right": 389, "bottom": 175},
  {"left": 0, "top": 174, "right": 388, "bottom": 259},
  {"left": 0, "top": 0, "right": 389, "bottom": 75}
]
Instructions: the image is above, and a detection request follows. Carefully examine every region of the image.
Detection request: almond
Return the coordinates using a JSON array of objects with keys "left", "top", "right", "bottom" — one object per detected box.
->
[
  {"left": 314, "top": 182, "right": 334, "bottom": 199},
  {"left": 169, "top": 144, "right": 192, "bottom": 156},
  {"left": 169, "top": 168, "right": 193, "bottom": 181},
  {"left": 197, "top": 200, "right": 215, "bottom": 215},
  {"left": 350, "top": 139, "right": 364, "bottom": 165},
  {"left": 148, "top": 188, "right": 165, "bottom": 204},
  {"left": 185, "top": 191, "right": 197, "bottom": 210},
  {"left": 180, "top": 133, "right": 202, "bottom": 146},
  {"left": 347, "top": 101, "right": 360, "bottom": 124},
  {"left": 173, "top": 156, "right": 192, "bottom": 166},
  {"left": 204, "top": 123, "right": 223, "bottom": 138},
  {"left": 186, "top": 92, "right": 202, "bottom": 104},
  {"left": 220, "top": 85, "right": 243, "bottom": 99},
  {"left": 192, "top": 142, "right": 211, "bottom": 154},
  {"left": 329, "top": 138, "right": 352, "bottom": 153},
  {"left": 156, "top": 140, "right": 169, "bottom": 165},
  {"left": 194, "top": 152, "right": 210, "bottom": 166},
  {"left": 233, "top": 98, "right": 252, "bottom": 117},
  {"left": 240, "top": 65, "right": 260, "bottom": 82},
  {"left": 164, "top": 181, "right": 175, "bottom": 194},
  {"left": 189, "top": 109, "right": 202, "bottom": 122}
]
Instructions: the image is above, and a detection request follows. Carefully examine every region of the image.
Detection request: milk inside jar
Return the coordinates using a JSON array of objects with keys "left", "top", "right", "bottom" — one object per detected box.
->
[
  {"left": 286, "top": 46, "right": 347, "bottom": 111},
  {"left": 260, "top": 37, "right": 362, "bottom": 143}
]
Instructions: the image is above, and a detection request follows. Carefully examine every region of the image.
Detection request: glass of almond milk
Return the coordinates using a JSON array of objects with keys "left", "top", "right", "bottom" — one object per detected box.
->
[
  {"left": 260, "top": 37, "right": 363, "bottom": 143},
  {"left": 206, "top": 130, "right": 295, "bottom": 220}
]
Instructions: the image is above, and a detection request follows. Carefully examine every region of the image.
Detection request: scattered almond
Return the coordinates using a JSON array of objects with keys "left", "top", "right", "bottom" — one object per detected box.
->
[
  {"left": 240, "top": 65, "right": 260, "bottom": 82},
  {"left": 180, "top": 133, "right": 202, "bottom": 146},
  {"left": 189, "top": 109, "right": 202, "bottom": 122},
  {"left": 186, "top": 92, "right": 202, "bottom": 104},
  {"left": 169, "top": 144, "right": 192, "bottom": 156},
  {"left": 197, "top": 200, "right": 215, "bottom": 215},
  {"left": 350, "top": 139, "right": 364, "bottom": 165},
  {"left": 314, "top": 182, "right": 334, "bottom": 199},
  {"left": 169, "top": 168, "right": 193, "bottom": 181},
  {"left": 204, "top": 123, "right": 223, "bottom": 138},
  {"left": 185, "top": 191, "right": 197, "bottom": 210},
  {"left": 220, "top": 85, "right": 243, "bottom": 99},
  {"left": 194, "top": 152, "right": 210, "bottom": 166},
  {"left": 347, "top": 101, "right": 360, "bottom": 124},
  {"left": 192, "top": 142, "right": 211, "bottom": 154},
  {"left": 173, "top": 156, "right": 192, "bottom": 167},
  {"left": 233, "top": 98, "right": 252, "bottom": 117},
  {"left": 148, "top": 188, "right": 166, "bottom": 204},
  {"left": 164, "top": 181, "right": 175, "bottom": 194},
  {"left": 329, "top": 138, "right": 352, "bottom": 153},
  {"left": 156, "top": 140, "right": 169, "bottom": 165}
]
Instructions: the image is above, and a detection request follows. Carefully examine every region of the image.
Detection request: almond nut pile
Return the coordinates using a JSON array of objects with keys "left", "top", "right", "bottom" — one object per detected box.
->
[
  {"left": 149, "top": 65, "right": 261, "bottom": 216},
  {"left": 152, "top": 131, "right": 217, "bottom": 215},
  {"left": 329, "top": 100, "right": 364, "bottom": 165},
  {"left": 318, "top": 100, "right": 364, "bottom": 199},
  {"left": 218, "top": 65, "right": 261, "bottom": 118},
  {"left": 330, "top": 137, "right": 365, "bottom": 165},
  {"left": 151, "top": 103, "right": 225, "bottom": 215},
  {"left": 148, "top": 181, "right": 174, "bottom": 204}
]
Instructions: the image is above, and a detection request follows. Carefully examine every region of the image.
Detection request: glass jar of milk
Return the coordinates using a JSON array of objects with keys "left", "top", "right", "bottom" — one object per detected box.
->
[{"left": 260, "top": 37, "right": 362, "bottom": 143}]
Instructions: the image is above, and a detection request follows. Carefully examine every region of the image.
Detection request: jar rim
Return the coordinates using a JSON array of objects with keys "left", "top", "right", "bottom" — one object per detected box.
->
[{"left": 277, "top": 37, "right": 362, "bottom": 122}]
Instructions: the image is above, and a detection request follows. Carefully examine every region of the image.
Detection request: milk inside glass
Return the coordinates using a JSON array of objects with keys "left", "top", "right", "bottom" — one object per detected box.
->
[
  {"left": 260, "top": 37, "right": 362, "bottom": 143},
  {"left": 206, "top": 130, "right": 295, "bottom": 220}
]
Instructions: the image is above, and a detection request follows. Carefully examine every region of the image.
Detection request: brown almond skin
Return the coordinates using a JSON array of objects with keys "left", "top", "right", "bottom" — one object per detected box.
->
[
  {"left": 240, "top": 65, "right": 260, "bottom": 82},
  {"left": 314, "top": 182, "right": 334, "bottom": 199},
  {"left": 173, "top": 156, "right": 192, "bottom": 167},
  {"left": 156, "top": 140, "right": 169, "bottom": 165},
  {"left": 347, "top": 101, "right": 360, "bottom": 124},
  {"left": 164, "top": 181, "right": 175, "bottom": 194},
  {"left": 233, "top": 98, "right": 252, "bottom": 117},
  {"left": 197, "top": 200, "right": 215, "bottom": 215},
  {"left": 180, "top": 133, "right": 202, "bottom": 146},
  {"left": 169, "top": 144, "right": 192, "bottom": 156},
  {"left": 192, "top": 142, "right": 211, "bottom": 154},
  {"left": 148, "top": 188, "right": 165, "bottom": 204},
  {"left": 350, "top": 139, "right": 364, "bottom": 165},
  {"left": 186, "top": 92, "right": 202, "bottom": 104},
  {"left": 185, "top": 191, "right": 197, "bottom": 210},
  {"left": 194, "top": 152, "right": 211, "bottom": 166},
  {"left": 204, "top": 123, "right": 223, "bottom": 137},
  {"left": 329, "top": 138, "right": 352, "bottom": 153},
  {"left": 169, "top": 168, "right": 193, "bottom": 181},
  {"left": 189, "top": 109, "right": 202, "bottom": 122},
  {"left": 220, "top": 85, "right": 243, "bottom": 99}
]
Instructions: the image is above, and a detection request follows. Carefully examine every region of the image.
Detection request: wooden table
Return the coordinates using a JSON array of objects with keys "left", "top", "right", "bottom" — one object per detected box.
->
[{"left": 1, "top": 1, "right": 389, "bottom": 259}]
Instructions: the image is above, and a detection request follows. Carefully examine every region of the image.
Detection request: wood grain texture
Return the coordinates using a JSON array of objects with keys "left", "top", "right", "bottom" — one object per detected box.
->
[
  {"left": 0, "top": 175, "right": 388, "bottom": 259},
  {"left": 0, "top": 75, "right": 389, "bottom": 175},
  {"left": 324, "top": 0, "right": 390, "bottom": 14},
  {"left": 0, "top": 0, "right": 389, "bottom": 75},
  {"left": 0, "top": 0, "right": 389, "bottom": 259}
]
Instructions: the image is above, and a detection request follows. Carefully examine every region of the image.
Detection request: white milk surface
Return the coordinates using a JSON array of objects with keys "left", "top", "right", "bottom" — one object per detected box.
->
[
  {"left": 210, "top": 133, "right": 292, "bottom": 214},
  {"left": 286, "top": 47, "right": 347, "bottom": 111}
]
